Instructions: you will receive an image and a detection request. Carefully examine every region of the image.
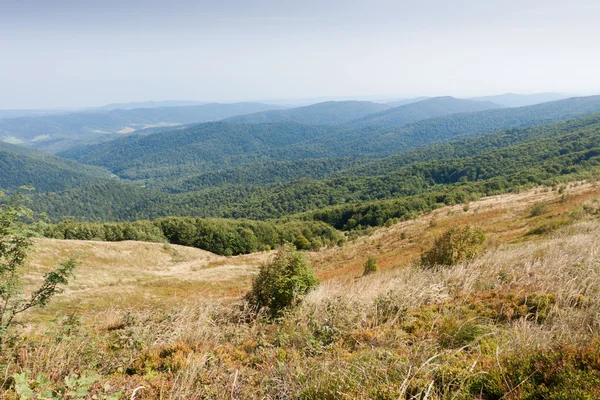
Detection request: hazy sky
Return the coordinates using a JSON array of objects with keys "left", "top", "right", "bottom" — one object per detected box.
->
[{"left": 1, "top": 0, "right": 599, "bottom": 108}]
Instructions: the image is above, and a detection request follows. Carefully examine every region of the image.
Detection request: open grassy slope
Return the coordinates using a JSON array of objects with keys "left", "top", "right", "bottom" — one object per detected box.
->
[
  {"left": 26, "top": 180, "right": 599, "bottom": 316},
  {"left": 6, "top": 179, "right": 600, "bottom": 398}
]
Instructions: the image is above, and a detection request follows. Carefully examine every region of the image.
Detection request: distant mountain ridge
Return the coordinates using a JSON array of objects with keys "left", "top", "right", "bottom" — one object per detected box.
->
[
  {"left": 470, "top": 93, "right": 568, "bottom": 107},
  {"left": 224, "top": 101, "right": 391, "bottom": 125},
  {"left": 385, "top": 97, "right": 431, "bottom": 107},
  {"left": 59, "top": 95, "right": 600, "bottom": 184},
  {"left": 0, "top": 102, "right": 283, "bottom": 153},
  {"left": 31, "top": 111, "right": 600, "bottom": 222},
  {"left": 351, "top": 96, "right": 503, "bottom": 128},
  {"left": 92, "top": 100, "right": 208, "bottom": 110},
  {"left": 226, "top": 97, "right": 504, "bottom": 129}
]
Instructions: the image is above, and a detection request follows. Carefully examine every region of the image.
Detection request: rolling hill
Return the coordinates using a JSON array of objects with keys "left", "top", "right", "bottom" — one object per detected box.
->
[
  {"left": 223, "top": 100, "right": 390, "bottom": 125},
  {"left": 299, "top": 95, "right": 600, "bottom": 157},
  {"left": 58, "top": 122, "right": 349, "bottom": 177},
  {"left": 33, "top": 110, "right": 600, "bottom": 222},
  {"left": 350, "top": 96, "right": 503, "bottom": 128},
  {"left": 16, "top": 179, "right": 600, "bottom": 399},
  {"left": 384, "top": 96, "right": 430, "bottom": 107},
  {"left": 58, "top": 96, "right": 600, "bottom": 186},
  {"left": 0, "top": 141, "right": 115, "bottom": 192},
  {"left": 470, "top": 92, "right": 568, "bottom": 107}
]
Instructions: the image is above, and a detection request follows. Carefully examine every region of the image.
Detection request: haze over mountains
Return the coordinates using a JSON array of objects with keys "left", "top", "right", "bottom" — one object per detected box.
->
[
  {"left": 351, "top": 96, "right": 502, "bottom": 128},
  {"left": 225, "top": 100, "right": 390, "bottom": 125},
  {"left": 0, "top": 102, "right": 283, "bottom": 152},
  {"left": 5, "top": 0, "right": 600, "bottom": 396},
  {"left": 91, "top": 100, "right": 208, "bottom": 111},
  {"left": 0, "top": 92, "right": 573, "bottom": 155},
  {"left": 469, "top": 92, "right": 568, "bottom": 107},
  {"left": 53, "top": 95, "right": 600, "bottom": 183},
  {"left": 2, "top": 92, "right": 600, "bottom": 223},
  {"left": 225, "top": 96, "right": 502, "bottom": 127}
]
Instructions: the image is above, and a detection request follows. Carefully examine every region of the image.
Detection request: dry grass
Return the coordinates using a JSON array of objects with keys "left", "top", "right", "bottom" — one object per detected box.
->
[{"left": 4, "top": 181, "right": 600, "bottom": 398}]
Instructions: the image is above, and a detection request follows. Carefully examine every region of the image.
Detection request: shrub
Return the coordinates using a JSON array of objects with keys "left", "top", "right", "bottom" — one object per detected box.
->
[
  {"left": 248, "top": 244, "right": 318, "bottom": 318},
  {"left": 421, "top": 225, "right": 485, "bottom": 268},
  {"left": 525, "top": 219, "right": 570, "bottom": 236},
  {"left": 529, "top": 202, "right": 549, "bottom": 217},
  {"left": 362, "top": 256, "right": 379, "bottom": 276}
]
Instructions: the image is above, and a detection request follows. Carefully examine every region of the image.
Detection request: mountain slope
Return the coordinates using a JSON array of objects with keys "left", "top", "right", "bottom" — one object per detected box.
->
[
  {"left": 298, "top": 95, "right": 600, "bottom": 157},
  {"left": 18, "top": 183, "right": 600, "bottom": 399},
  {"left": 36, "top": 111, "right": 600, "bottom": 222},
  {"left": 158, "top": 113, "right": 600, "bottom": 193},
  {"left": 58, "top": 96, "right": 600, "bottom": 185},
  {"left": 59, "top": 122, "right": 347, "bottom": 176},
  {"left": 351, "top": 96, "right": 503, "bottom": 128},
  {"left": 224, "top": 101, "right": 390, "bottom": 125},
  {"left": 0, "top": 141, "right": 115, "bottom": 192}
]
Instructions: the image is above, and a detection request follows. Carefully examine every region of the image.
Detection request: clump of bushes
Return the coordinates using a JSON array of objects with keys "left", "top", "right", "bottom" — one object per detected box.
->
[
  {"left": 247, "top": 244, "right": 318, "bottom": 319},
  {"left": 526, "top": 219, "right": 570, "bottom": 236},
  {"left": 37, "top": 217, "right": 343, "bottom": 256},
  {"left": 421, "top": 225, "right": 485, "bottom": 268},
  {"left": 529, "top": 202, "right": 549, "bottom": 217},
  {"left": 362, "top": 256, "right": 379, "bottom": 276}
]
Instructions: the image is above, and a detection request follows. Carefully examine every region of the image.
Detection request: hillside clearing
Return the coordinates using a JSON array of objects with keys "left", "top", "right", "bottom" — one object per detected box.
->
[
  {"left": 4, "top": 179, "right": 599, "bottom": 398},
  {"left": 24, "top": 180, "right": 599, "bottom": 320}
]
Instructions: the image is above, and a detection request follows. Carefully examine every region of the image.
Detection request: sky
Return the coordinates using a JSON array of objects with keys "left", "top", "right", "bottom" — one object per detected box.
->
[{"left": 1, "top": 0, "right": 599, "bottom": 109}]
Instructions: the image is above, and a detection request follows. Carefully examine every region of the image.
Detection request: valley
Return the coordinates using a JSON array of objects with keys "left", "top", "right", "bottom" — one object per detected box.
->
[
  {"left": 2, "top": 93, "right": 600, "bottom": 399},
  {"left": 4, "top": 1, "right": 600, "bottom": 397}
]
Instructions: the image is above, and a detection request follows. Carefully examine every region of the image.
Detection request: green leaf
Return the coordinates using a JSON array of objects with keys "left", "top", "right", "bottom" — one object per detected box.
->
[{"left": 13, "top": 372, "right": 34, "bottom": 399}]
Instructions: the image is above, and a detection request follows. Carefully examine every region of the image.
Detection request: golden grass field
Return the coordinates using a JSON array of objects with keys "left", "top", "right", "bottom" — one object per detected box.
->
[{"left": 6, "top": 181, "right": 600, "bottom": 399}]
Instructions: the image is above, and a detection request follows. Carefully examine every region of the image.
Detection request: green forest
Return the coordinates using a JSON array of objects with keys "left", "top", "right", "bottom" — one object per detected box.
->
[{"left": 3, "top": 96, "right": 600, "bottom": 255}]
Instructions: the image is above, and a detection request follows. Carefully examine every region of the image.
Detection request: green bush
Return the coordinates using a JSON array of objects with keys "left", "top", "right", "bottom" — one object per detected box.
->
[
  {"left": 38, "top": 217, "right": 343, "bottom": 256},
  {"left": 529, "top": 202, "right": 549, "bottom": 217},
  {"left": 362, "top": 256, "right": 379, "bottom": 276},
  {"left": 421, "top": 225, "right": 485, "bottom": 268},
  {"left": 526, "top": 219, "right": 570, "bottom": 236},
  {"left": 248, "top": 244, "right": 318, "bottom": 318}
]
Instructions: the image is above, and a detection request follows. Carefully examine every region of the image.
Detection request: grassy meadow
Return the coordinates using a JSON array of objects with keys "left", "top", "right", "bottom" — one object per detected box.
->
[{"left": 3, "top": 180, "right": 600, "bottom": 399}]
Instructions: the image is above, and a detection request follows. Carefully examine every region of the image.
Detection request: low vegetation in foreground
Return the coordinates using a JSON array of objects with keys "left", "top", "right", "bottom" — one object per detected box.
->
[{"left": 1, "top": 181, "right": 600, "bottom": 398}]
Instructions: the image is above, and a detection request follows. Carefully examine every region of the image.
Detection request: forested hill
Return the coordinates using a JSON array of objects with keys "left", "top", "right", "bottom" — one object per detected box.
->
[
  {"left": 293, "top": 95, "right": 600, "bottom": 158},
  {"left": 223, "top": 101, "right": 390, "bottom": 125},
  {"left": 0, "top": 102, "right": 282, "bottom": 152},
  {"left": 224, "top": 97, "right": 501, "bottom": 127},
  {"left": 0, "top": 141, "right": 115, "bottom": 192},
  {"left": 58, "top": 95, "right": 600, "bottom": 185},
  {"left": 32, "top": 112, "right": 600, "bottom": 222},
  {"left": 58, "top": 122, "right": 349, "bottom": 176},
  {"left": 157, "top": 113, "right": 600, "bottom": 193},
  {"left": 350, "top": 96, "right": 502, "bottom": 128}
]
